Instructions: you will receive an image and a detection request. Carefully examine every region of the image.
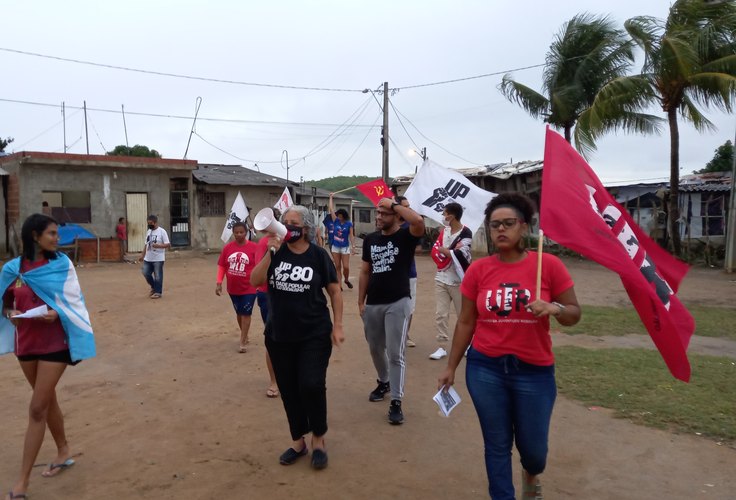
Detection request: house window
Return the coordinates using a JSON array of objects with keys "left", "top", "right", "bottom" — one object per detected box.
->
[
  {"left": 42, "top": 191, "right": 91, "bottom": 223},
  {"left": 198, "top": 191, "right": 226, "bottom": 217},
  {"left": 701, "top": 194, "right": 725, "bottom": 236},
  {"left": 359, "top": 209, "right": 372, "bottom": 223}
]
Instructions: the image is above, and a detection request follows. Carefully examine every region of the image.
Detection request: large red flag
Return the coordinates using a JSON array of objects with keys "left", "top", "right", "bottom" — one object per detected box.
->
[
  {"left": 356, "top": 179, "right": 394, "bottom": 206},
  {"left": 541, "top": 127, "right": 694, "bottom": 381}
]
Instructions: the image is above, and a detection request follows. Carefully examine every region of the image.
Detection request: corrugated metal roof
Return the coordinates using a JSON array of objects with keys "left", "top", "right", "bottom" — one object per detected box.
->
[
  {"left": 392, "top": 160, "right": 543, "bottom": 184},
  {"left": 679, "top": 183, "right": 731, "bottom": 193},
  {"left": 193, "top": 164, "right": 294, "bottom": 187}
]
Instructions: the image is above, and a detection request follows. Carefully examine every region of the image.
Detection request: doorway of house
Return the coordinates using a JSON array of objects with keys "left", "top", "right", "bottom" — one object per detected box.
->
[
  {"left": 126, "top": 193, "right": 148, "bottom": 253},
  {"left": 170, "top": 178, "right": 190, "bottom": 247}
]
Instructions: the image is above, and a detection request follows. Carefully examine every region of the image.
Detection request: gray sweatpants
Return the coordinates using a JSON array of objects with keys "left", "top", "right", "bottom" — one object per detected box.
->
[{"left": 362, "top": 297, "right": 411, "bottom": 401}]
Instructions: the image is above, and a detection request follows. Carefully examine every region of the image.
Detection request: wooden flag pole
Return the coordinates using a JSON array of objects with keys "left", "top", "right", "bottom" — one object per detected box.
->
[
  {"left": 330, "top": 185, "right": 357, "bottom": 195},
  {"left": 536, "top": 229, "right": 544, "bottom": 300}
]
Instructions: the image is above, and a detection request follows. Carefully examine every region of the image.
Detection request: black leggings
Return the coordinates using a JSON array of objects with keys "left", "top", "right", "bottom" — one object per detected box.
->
[{"left": 266, "top": 334, "right": 332, "bottom": 441}]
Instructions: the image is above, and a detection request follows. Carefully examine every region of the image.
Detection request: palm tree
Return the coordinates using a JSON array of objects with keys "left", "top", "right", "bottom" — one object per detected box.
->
[
  {"left": 581, "top": 0, "right": 736, "bottom": 255},
  {"left": 499, "top": 13, "right": 648, "bottom": 156}
]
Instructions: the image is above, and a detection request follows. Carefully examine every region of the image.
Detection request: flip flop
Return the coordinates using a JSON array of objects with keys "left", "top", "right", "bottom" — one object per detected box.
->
[
  {"left": 238, "top": 345, "right": 248, "bottom": 353},
  {"left": 266, "top": 388, "right": 280, "bottom": 398},
  {"left": 41, "top": 458, "right": 75, "bottom": 478},
  {"left": 6, "top": 491, "right": 27, "bottom": 499},
  {"left": 344, "top": 280, "right": 353, "bottom": 289}
]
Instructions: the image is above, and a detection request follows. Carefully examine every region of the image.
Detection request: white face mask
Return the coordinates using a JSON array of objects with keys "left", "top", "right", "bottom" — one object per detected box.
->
[{"left": 442, "top": 217, "right": 451, "bottom": 227}]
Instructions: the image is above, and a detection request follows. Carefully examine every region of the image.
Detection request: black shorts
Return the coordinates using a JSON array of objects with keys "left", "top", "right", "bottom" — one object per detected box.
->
[{"left": 17, "top": 350, "right": 80, "bottom": 366}]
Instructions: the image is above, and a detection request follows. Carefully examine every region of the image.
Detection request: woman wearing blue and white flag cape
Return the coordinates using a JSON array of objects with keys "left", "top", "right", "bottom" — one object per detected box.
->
[{"left": 1, "top": 214, "right": 95, "bottom": 500}]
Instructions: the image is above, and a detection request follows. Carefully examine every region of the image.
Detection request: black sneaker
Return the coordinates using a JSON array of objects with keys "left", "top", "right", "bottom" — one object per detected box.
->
[
  {"left": 368, "top": 380, "right": 390, "bottom": 402},
  {"left": 388, "top": 399, "right": 404, "bottom": 425}
]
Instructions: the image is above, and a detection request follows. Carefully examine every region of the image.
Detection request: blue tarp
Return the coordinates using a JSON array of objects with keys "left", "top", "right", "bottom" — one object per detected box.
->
[{"left": 58, "top": 224, "right": 96, "bottom": 246}]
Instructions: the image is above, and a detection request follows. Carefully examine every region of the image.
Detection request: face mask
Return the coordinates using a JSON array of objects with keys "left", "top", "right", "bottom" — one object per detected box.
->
[
  {"left": 284, "top": 224, "right": 303, "bottom": 242},
  {"left": 442, "top": 217, "right": 451, "bottom": 227},
  {"left": 147, "top": 224, "right": 155, "bottom": 230}
]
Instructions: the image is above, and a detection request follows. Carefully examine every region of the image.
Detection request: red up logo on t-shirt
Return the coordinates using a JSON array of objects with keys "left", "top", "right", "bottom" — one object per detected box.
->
[{"left": 485, "top": 283, "right": 531, "bottom": 317}]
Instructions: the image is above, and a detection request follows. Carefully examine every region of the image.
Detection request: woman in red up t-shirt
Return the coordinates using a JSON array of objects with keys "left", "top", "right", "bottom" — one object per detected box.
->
[
  {"left": 438, "top": 193, "right": 581, "bottom": 500},
  {"left": 2, "top": 214, "right": 82, "bottom": 499}
]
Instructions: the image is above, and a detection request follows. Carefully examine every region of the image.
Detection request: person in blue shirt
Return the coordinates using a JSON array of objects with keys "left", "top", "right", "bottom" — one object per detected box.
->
[{"left": 328, "top": 193, "right": 356, "bottom": 290}]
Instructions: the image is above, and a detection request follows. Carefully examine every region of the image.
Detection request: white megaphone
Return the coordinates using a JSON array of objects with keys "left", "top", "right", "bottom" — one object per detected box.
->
[{"left": 254, "top": 207, "right": 288, "bottom": 239}]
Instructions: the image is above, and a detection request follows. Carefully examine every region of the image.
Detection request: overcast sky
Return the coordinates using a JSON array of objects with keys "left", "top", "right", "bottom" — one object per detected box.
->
[{"left": 2, "top": 0, "right": 734, "bottom": 185}]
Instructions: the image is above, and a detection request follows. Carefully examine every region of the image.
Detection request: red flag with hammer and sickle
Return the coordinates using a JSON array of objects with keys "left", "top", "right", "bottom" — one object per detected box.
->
[{"left": 356, "top": 179, "right": 394, "bottom": 205}]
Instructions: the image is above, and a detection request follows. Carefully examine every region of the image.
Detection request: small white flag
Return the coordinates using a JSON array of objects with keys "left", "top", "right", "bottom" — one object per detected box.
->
[
  {"left": 273, "top": 187, "right": 294, "bottom": 213},
  {"left": 404, "top": 160, "right": 496, "bottom": 234},
  {"left": 221, "top": 192, "right": 249, "bottom": 243}
]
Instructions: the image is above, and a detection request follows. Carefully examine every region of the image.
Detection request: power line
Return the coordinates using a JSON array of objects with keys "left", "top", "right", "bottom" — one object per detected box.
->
[
  {"left": 1, "top": 47, "right": 548, "bottom": 93},
  {"left": 334, "top": 111, "right": 383, "bottom": 175},
  {"left": 0, "top": 98, "right": 379, "bottom": 128},
  {"left": 388, "top": 97, "right": 421, "bottom": 151},
  {"left": 191, "top": 97, "right": 377, "bottom": 166},
  {"left": 394, "top": 62, "right": 547, "bottom": 90},
  {"left": 390, "top": 103, "right": 485, "bottom": 165},
  {"left": 0, "top": 47, "right": 364, "bottom": 93}
]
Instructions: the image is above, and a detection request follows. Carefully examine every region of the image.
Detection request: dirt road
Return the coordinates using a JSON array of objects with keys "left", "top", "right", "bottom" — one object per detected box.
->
[{"left": 0, "top": 252, "right": 733, "bottom": 499}]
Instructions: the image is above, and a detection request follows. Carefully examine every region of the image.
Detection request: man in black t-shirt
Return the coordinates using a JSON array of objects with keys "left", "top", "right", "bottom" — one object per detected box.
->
[{"left": 359, "top": 196, "right": 425, "bottom": 425}]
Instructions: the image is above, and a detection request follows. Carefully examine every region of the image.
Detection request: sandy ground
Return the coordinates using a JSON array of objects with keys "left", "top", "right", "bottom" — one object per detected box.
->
[{"left": 0, "top": 251, "right": 734, "bottom": 499}]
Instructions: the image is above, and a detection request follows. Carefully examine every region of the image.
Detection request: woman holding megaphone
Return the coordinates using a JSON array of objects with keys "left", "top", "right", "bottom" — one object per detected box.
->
[{"left": 251, "top": 205, "right": 344, "bottom": 470}]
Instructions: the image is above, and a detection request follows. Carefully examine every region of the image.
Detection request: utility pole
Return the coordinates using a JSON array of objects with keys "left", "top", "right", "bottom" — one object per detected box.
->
[
  {"left": 122, "top": 104, "right": 129, "bottom": 148},
  {"left": 61, "top": 102, "right": 67, "bottom": 153},
  {"left": 725, "top": 131, "right": 736, "bottom": 272},
  {"left": 381, "top": 81, "right": 389, "bottom": 184},
  {"left": 83, "top": 101, "right": 89, "bottom": 154}
]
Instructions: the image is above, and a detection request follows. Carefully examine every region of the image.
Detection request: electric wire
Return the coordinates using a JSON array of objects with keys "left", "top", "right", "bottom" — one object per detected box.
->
[
  {"left": 390, "top": 103, "right": 485, "bottom": 165},
  {"left": 388, "top": 97, "right": 421, "bottom": 151},
  {"left": 0, "top": 48, "right": 364, "bottom": 93},
  {"left": 333, "top": 111, "right": 383, "bottom": 175},
  {"left": 0, "top": 98, "right": 379, "bottom": 128},
  {"left": 1, "top": 47, "right": 550, "bottom": 93},
  {"left": 388, "top": 136, "right": 419, "bottom": 171},
  {"left": 13, "top": 108, "right": 82, "bottom": 150}
]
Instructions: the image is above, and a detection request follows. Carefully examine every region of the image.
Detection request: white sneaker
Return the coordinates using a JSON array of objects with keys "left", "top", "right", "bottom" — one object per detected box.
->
[{"left": 429, "top": 347, "right": 447, "bottom": 360}]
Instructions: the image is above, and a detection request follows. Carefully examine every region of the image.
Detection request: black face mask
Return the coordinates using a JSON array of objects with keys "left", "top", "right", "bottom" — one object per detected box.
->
[
  {"left": 284, "top": 224, "right": 303, "bottom": 242},
  {"left": 147, "top": 224, "right": 155, "bottom": 230}
]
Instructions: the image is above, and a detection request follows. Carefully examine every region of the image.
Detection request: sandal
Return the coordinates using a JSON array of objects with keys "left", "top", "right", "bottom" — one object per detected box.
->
[
  {"left": 344, "top": 280, "right": 353, "bottom": 289},
  {"left": 42, "top": 458, "right": 75, "bottom": 478},
  {"left": 238, "top": 345, "right": 247, "bottom": 353},
  {"left": 6, "top": 491, "right": 27, "bottom": 499},
  {"left": 521, "top": 470, "right": 543, "bottom": 499}
]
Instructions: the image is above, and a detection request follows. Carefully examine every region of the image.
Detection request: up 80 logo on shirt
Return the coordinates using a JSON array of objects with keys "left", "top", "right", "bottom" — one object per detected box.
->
[{"left": 272, "top": 261, "right": 314, "bottom": 292}]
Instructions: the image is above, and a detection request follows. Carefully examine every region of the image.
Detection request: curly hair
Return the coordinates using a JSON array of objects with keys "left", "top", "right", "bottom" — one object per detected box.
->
[{"left": 484, "top": 192, "right": 536, "bottom": 224}]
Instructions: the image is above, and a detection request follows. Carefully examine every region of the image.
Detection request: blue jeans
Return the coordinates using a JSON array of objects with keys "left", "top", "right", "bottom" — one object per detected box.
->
[
  {"left": 465, "top": 348, "right": 556, "bottom": 500},
  {"left": 141, "top": 260, "right": 164, "bottom": 294}
]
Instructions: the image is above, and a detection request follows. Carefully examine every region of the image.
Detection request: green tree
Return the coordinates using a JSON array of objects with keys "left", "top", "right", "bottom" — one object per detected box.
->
[
  {"left": 581, "top": 0, "right": 736, "bottom": 255},
  {"left": 695, "top": 140, "right": 733, "bottom": 173},
  {"left": 499, "top": 13, "right": 653, "bottom": 156},
  {"left": 106, "top": 144, "right": 162, "bottom": 158},
  {"left": 0, "top": 136, "right": 14, "bottom": 153},
  {"left": 308, "top": 175, "right": 376, "bottom": 203}
]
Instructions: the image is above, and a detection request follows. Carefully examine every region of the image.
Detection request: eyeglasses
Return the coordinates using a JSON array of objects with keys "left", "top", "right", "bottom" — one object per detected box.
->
[{"left": 488, "top": 218, "right": 519, "bottom": 229}]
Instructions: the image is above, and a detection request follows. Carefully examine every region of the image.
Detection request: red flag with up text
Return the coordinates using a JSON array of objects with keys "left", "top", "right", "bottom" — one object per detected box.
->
[
  {"left": 356, "top": 179, "right": 394, "bottom": 206},
  {"left": 540, "top": 127, "right": 694, "bottom": 382}
]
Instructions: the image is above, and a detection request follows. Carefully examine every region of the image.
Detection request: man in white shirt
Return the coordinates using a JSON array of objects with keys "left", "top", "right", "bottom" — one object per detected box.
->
[
  {"left": 429, "top": 203, "right": 472, "bottom": 360},
  {"left": 139, "top": 214, "right": 171, "bottom": 299}
]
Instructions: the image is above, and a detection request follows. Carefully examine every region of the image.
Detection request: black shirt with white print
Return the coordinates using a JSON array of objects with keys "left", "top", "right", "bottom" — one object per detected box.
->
[
  {"left": 266, "top": 243, "right": 338, "bottom": 342},
  {"left": 362, "top": 226, "right": 421, "bottom": 305}
]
